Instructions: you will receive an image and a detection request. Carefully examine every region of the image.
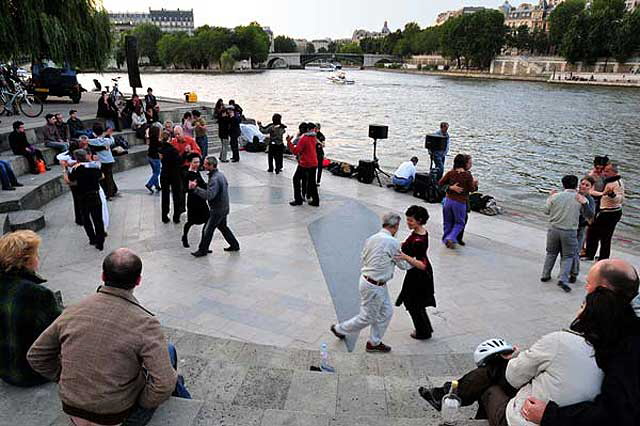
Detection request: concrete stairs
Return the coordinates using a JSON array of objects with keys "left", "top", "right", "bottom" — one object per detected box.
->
[{"left": 1, "top": 327, "right": 489, "bottom": 426}]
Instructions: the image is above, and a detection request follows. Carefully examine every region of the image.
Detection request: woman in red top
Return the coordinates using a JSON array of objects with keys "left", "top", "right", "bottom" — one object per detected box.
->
[
  {"left": 395, "top": 205, "right": 436, "bottom": 340},
  {"left": 438, "top": 154, "right": 478, "bottom": 249}
]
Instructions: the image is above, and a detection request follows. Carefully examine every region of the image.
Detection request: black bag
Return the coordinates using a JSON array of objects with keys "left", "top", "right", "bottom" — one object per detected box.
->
[
  {"left": 413, "top": 172, "right": 445, "bottom": 203},
  {"left": 356, "top": 160, "right": 375, "bottom": 184}
]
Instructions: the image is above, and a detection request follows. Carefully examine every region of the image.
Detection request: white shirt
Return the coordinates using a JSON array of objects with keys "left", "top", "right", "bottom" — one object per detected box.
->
[
  {"left": 394, "top": 161, "right": 417, "bottom": 180},
  {"left": 360, "top": 228, "right": 410, "bottom": 283}
]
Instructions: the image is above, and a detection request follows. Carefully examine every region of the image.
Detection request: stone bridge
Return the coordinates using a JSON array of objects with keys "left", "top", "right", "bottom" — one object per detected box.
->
[{"left": 265, "top": 52, "right": 399, "bottom": 68}]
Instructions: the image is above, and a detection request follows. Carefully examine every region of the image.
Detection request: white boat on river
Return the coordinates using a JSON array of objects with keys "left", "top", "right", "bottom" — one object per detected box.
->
[{"left": 327, "top": 71, "right": 355, "bottom": 85}]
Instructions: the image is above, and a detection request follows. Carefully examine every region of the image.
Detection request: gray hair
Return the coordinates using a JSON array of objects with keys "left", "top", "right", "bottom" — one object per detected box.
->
[
  {"left": 382, "top": 212, "right": 401, "bottom": 228},
  {"left": 73, "top": 149, "right": 88, "bottom": 162},
  {"left": 205, "top": 155, "right": 218, "bottom": 168}
]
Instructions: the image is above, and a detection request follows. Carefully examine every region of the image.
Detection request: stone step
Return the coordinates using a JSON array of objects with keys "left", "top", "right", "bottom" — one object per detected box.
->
[{"left": 5, "top": 209, "right": 45, "bottom": 232}]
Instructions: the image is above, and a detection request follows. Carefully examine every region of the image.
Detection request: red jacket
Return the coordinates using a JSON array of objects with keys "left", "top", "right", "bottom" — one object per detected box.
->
[{"left": 288, "top": 135, "right": 318, "bottom": 168}]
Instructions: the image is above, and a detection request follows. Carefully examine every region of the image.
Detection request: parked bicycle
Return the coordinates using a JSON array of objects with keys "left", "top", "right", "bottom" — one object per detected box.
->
[
  {"left": 0, "top": 69, "right": 44, "bottom": 118},
  {"left": 104, "top": 76, "right": 125, "bottom": 109}
]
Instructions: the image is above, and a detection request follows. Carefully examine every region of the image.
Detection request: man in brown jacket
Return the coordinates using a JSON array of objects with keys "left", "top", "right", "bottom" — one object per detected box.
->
[{"left": 27, "top": 248, "right": 178, "bottom": 426}]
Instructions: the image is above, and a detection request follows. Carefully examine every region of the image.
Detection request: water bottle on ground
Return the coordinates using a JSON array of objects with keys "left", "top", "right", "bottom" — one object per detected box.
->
[
  {"left": 441, "top": 380, "right": 461, "bottom": 425},
  {"left": 320, "top": 343, "right": 335, "bottom": 372}
]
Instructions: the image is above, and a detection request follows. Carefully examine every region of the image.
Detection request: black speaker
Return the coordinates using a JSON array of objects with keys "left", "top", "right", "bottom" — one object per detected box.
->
[
  {"left": 357, "top": 160, "right": 375, "bottom": 184},
  {"left": 425, "top": 135, "right": 447, "bottom": 151},
  {"left": 368, "top": 124, "right": 388, "bottom": 140},
  {"left": 125, "top": 36, "right": 142, "bottom": 89}
]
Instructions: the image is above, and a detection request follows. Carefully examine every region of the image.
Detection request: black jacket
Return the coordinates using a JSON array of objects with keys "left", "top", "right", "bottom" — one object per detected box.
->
[
  {"left": 541, "top": 318, "right": 640, "bottom": 426},
  {"left": 9, "top": 131, "right": 31, "bottom": 155}
]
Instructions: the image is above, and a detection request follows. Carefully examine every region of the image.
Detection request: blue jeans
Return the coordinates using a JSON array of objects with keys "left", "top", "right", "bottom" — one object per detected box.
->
[
  {"left": 146, "top": 158, "right": 161, "bottom": 189},
  {"left": 44, "top": 140, "right": 69, "bottom": 153},
  {"left": 392, "top": 175, "right": 413, "bottom": 188},
  {"left": 570, "top": 226, "right": 587, "bottom": 277},
  {"left": 196, "top": 135, "right": 208, "bottom": 158},
  {"left": 121, "top": 344, "right": 191, "bottom": 426},
  {"left": 442, "top": 198, "right": 467, "bottom": 243},
  {"left": 0, "top": 160, "right": 18, "bottom": 189},
  {"left": 431, "top": 151, "right": 446, "bottom": 180}
]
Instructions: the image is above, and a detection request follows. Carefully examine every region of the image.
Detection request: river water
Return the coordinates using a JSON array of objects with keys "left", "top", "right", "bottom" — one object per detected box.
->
[{"left": 79, "top": 70, "right": 640, "bottom": 232}]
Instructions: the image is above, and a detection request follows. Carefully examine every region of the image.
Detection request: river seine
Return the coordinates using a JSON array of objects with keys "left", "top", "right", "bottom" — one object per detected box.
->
[{"left": 79, "top": 70, "right": 640, "bottom": 232}]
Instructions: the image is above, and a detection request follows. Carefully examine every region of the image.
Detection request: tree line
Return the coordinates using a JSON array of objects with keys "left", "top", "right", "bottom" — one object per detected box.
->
[{"left": 115, "top": 22, "right": 270, "bottom": 70}]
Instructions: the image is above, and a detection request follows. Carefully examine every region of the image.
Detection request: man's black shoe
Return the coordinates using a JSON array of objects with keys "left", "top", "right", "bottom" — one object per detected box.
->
[
  {"left": 224, "top": 246, "right": 240, "bottom": 252},
  {"left": 267, "top": 169, "right": 273, "bottom": 173},
  {"left": 569, "top": 275, "right": 577, "bottom": 283},
  {"left": 418, "top": 386, "right": 445, "bottom": 411},
  {"left": 308, "top": 201, "right": 320, "bottom": 207},
  {"left": 289, "top": 200, "right": 303, "bottom": 206},
  {"left": 173, "top": 216, "right": 181, "bottom": 224},
  {"left": 13, "top": 183, "right": 24, "bottom": 187},
  {"left": 558, "top": 281, "right": 572, "bottom": 293},
  {"left": 231, "top": 159, "right": 239, "bottom": 163},
  {"left": 540, "top": 276, "right": 551, "bottom": 282},
  {"left": 457, "top": 240, "right": 466, "bottom": 246},
  {"left": 330, "top": 324, "right": 345, "bottom": 340},
  {"left": 162, "top": 216, "right": 170, "bottom": 223},
  {"left": 182, "top": 235, "right": 189, "bottom": 248},
  {"left": 95, "top": 242, "right": 104, "bottom": 251},
  {"left": 2, "top": 187, "right": 15, "bottom": 191},
  {"left": 191, "top": 250, "right": 208, "bottom": 258}
]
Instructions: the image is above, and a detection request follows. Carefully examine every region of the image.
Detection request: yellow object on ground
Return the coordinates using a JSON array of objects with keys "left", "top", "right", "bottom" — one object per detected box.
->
[{"left": 184, "top": 92, "right": 198, "bottom": 103}]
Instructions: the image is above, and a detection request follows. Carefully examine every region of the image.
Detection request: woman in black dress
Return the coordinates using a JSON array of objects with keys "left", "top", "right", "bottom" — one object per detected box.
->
[
  {"left": 395, "top": 205, "right": 435, "bottom": 340},
  {"left": 182, "top": 153, "right": 209, "bottom": 248}
]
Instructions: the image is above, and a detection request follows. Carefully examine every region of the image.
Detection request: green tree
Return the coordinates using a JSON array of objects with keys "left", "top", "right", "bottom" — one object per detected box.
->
[
  {"left": 561, "top": 12, "right": 591, "bottom": 63},
  {"left": 612, "top": 8, "right": 640, "bottom": 63},
  {"left": 440, "top": 16, "right": 465, "bottom": 68},
  {"left": 464, "top": 10, "right": 506, "bottom": 69},
  {"left": 414, "top": 27, "right": 441, "bottom": 55},
  {"left": 220, "top": 45, "right": 241, "bottom": 71},
  {"left": 306, "top": 43, "right": 316, "bottom": 54},
  {"left": 273, "top": 35, "right": 297, "bottom": 53},
  {"left": 548, "top": 0, "right": 586, "bottom": 50},
  {"left": 0, "top": 0, "right": 112, "bottom": 69},
  {"left": 195, "top": 26, "right": 234, "bottom": 67},
  {"left": 318, "top": 47, "right": 328, "bottom": 53},
  {"left": 338, "top": 42, "right": 363, "bottom": 54},
  {"left": 132, "top": 23, "right": 163, "bottom": 65},
  {"left": 233, "top": 22, "right": 270, "bottom": 65},
  {"left": 530, "top": 28, "right": 551, "bottom": 55}
]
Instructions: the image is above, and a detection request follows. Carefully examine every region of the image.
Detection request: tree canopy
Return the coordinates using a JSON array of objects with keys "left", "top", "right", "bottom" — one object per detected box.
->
[
  {"left": 0, "top": 0, "right": 112, "bottom": 69},
  {"left": 274, "top": 36, "right": 297, "bottom": 53}
]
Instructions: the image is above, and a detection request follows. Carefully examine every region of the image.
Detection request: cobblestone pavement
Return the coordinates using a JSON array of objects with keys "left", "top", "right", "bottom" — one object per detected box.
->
[{"left": 37, "top": 152, "right": 640, "bottom": 355}]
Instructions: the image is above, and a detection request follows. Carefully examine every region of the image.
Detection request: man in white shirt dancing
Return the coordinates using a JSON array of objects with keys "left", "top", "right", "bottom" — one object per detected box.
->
[
  {"left": 330, "top": 213, "right": 410, "bottom": 352},
  {"left": 392, "top": 157, "right": 419, "bottom": 189}
]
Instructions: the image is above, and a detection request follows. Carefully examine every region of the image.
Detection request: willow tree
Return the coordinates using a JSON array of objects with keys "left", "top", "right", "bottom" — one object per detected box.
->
[{"left": 0, "top": 0, "right": 112, "bottom": 69}]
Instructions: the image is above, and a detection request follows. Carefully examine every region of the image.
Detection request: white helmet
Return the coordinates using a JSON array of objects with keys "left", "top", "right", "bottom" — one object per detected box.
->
[{"left": 474, "top": 338, "right": 514, "bottom": 367}]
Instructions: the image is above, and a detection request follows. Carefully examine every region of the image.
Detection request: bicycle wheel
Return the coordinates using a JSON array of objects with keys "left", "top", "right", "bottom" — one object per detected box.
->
[
  {"left": 18, "top": 94, "right": 44, "bottom": 118},
  {"left": 0, "top": 91, "right": 9, "bottom": 116}
]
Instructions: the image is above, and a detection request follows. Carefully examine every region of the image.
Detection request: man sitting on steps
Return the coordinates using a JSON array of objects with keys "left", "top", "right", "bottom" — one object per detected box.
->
[{"left": 28, "top": 248, "right": 186, "bottom": 426}]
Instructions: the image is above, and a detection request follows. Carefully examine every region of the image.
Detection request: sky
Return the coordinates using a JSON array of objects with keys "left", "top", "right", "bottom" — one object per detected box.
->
[{"left": 102, "top": 0, "right": 504, "bottom": 40}]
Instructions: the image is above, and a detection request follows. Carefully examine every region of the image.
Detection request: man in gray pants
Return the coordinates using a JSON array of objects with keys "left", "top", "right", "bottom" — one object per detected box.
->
[
  {"left": 541, "top": 175, "right": 588, "bottom": 292},
  {"left": 188, "top": 156, "right": 239, "bottom": 257}
]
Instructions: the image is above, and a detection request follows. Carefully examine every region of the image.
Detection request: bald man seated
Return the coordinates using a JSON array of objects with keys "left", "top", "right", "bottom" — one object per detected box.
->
[
  {"left": 521, "top": 259, "right": 640, "bottom": 426},
  {"left": 27, "top": 248, "right": 180, "bottom": 426}
]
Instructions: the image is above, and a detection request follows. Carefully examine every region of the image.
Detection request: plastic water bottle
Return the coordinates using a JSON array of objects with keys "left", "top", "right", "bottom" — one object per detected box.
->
[
  {"left": 441, "top": 380, "right": 461, "bottom": 425},
  {"left": 320, "top": 343, "right": 335, "bottom": 372}
]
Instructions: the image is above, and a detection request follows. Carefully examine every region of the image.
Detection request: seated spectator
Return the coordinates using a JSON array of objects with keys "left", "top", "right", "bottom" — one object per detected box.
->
[
  {"left": 144, "top": 105, "right": 156, "bottom": 126},
  {"left": 43, "top": 113, "right": 69, "bottom": 154},
  {"left": 521, "top": 259, "right": 640, "bottom": 426},
  {"left": 163, "top": 120, "right": 175, "bottom": 139},
  {"left": 96, "top": 92, "right": 120, "bottom": 132},
  {"left": 54, "top": 113, "right": 69, "bottom": 142},
  {"left": 144, "top": 87, "right": 159, "bottom": 121},
  {"left": 0, "top": 230, "right": 62, "bottom": 387},
  {"left": 131, "top": 105, "right": 148, "bottom": 139},
  {"left": 28, "top": 248, "right": 188, "bottom": 426},
  {"left": 420, "top": 278, "right": 637, "bottom": 426},
  {"left": 67, "top": 109, "right": 94, "bottom": 139},
  {"left": 0, "top": 157, "right": 23, "bottom": 191},
  {"left": 392, "top": 156, "right": 419, "bottom": 189},
  {"left": 121, "top": 94, "right": 142, "bottom": 129},
  {"left": 9, "top": 121, "right": 49, "bottom": 174}
]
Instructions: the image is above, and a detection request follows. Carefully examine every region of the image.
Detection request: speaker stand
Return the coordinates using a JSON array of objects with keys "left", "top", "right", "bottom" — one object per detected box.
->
[{"left": 371, "top": 138, "right": 391, "bottom": 187}]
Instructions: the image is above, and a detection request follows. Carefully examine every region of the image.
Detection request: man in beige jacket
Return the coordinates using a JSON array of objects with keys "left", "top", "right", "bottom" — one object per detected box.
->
[{"left": 27, "top": 248, "right": 178, "bottom": 426}]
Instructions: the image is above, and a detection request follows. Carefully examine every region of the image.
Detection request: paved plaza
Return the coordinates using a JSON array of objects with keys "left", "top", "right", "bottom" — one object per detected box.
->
[{"left": 37, "top": 152, "right": 639, "bottom": 356}]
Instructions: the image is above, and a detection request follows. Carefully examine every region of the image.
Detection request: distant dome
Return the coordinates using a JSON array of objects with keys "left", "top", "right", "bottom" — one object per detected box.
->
[{"left": 381, "top": 21, "right": 390, "bottom": 34}]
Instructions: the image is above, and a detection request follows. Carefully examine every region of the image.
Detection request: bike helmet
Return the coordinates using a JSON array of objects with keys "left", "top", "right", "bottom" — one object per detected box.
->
[{"left": 474, "top": 338, "right": 514, "bottom": 367}]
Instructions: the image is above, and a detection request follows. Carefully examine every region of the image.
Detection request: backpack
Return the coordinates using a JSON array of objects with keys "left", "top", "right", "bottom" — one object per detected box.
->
[
  {"left": 469, "top": 192, "right": 502, "bottom": 216},
  {"left": 414, "top": 172, "right": 445, "bottom": 203}
]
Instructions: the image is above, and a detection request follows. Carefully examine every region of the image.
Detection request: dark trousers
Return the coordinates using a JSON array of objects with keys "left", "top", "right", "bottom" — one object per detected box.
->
[
  {"left": 293, "top": 166, "right": 319, "bottom": 204},
  {"left": 70, "top": 186, "right": 83, "bottom": 225},
  {"left": 20, "top": 149, "right": 45, "bottom": 174},
  {"left": 0, "top": 160, "right": 18, "bottom": 189},
  {"left": 585, "top": 209, "right": 622, "bottom": 260},
  {"left": 407, "top": 307, "right": 433, "bottom": 338},
  {"left": 198, "top": 212, "right": 239, "bottom": 252},
  {"left": 230, "top": 134, "right": 240, "bottom": 161},
  {"left": 268, "top": 144, "right": 284, "bottom": 172},
  {"left": 100, "top": 163, "right": 118, "bottom": 198},
  {"left": 161, "top": 173, "right": 184, "bottom": 220},
  {"left": 316, "top": 147, "right": 324, "bottom": 183},
  {"left": 79, "top": 192, "right": 105, "bottom": 245},
  {"left": 445, "top": 359, "right": 516, "bottom": 426}
]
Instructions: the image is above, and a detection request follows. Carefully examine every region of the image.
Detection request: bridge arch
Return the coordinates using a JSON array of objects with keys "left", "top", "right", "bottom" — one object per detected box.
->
[{"left": 267, "top": 57, "right": 288, "bottom": 69}]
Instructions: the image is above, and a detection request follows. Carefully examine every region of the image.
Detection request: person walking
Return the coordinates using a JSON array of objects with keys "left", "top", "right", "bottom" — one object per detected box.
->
[
  {"left": 89, "top": 123, "right": 118, "bottom": 200},
  {"left": 218, "top": 106, "right": 231, "bottom": 163},
  {"left": 259, "top": 113, "right": 287, "bottom": 174},
  {"left": 145, "top": 126, "right": 162, "bottom": 194},
  {"left": 159, "top": 133, "right": 185, "bottom": 224},
  {"left": 9, "top": 121, "right": 49, "bottom": 174},
  {"left": 189, "top": 156, "right": 240, "bottom": 257},
  {"left": 330, "top": 213, "right": 410, "bottom": 353},
  {"left": 315, "top": 123, "right": 326, "bottom": 185},
  {"left": 438, "top": 154, "right": 478, "bottom": 249},
  {"left": 287, "top": 124, "right": 319, "bottom": 207},
  {"left": 584, "top": 162, "right": 625, "bottom": 261},
  {"left": 181, "top": 154, "right": 209, "bottom": 248},
  {"left": 395, "top": 205, "right": 436, "bottom": 340},
  {"left": 228, "top": 106, "right": 241, "bottom": 162},
  {"left": 541, "top": 175, "right": 587, "bottom": 293},
  {"left": 64, "top": 149, "right": 106, "bottom": 250}
]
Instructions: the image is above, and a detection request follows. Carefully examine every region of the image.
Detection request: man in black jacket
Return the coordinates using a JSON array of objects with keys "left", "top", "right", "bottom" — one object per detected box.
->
[
  {"left": 522, "top": 258, "right": 639, "bottom": 426},
  {"left": 8, "top": 121, "right": 49, "bottom": 174}
]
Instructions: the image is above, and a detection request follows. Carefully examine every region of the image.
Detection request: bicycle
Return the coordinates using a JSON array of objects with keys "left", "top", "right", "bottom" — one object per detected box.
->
[
  {"left": 104, "top": 76, "right": 125, "bottom": 109},
  {"left": 0, "top": 74, "right": 44, "bottom": 118}
]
